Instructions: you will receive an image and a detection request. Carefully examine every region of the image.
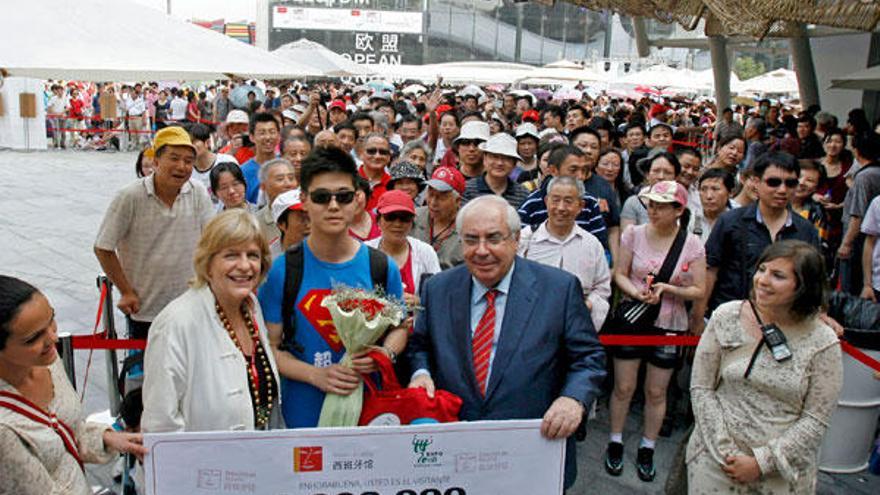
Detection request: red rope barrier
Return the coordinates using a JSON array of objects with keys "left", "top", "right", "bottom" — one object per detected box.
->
[
  {"left": 66, "top": 331, "right": 880, "bottom": 372},
  {"left": 840, "top": 340, "right": 880, "bottom": 373}
]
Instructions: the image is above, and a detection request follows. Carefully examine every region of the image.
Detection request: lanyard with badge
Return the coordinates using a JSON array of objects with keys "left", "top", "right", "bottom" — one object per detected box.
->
[{"left": 743, "top": 299, "right": 793, "bottom": 379}]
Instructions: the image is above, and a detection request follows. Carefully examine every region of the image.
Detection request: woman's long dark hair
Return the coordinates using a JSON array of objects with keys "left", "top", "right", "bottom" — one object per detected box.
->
[{"left": 0, "top": 275, "right": 39, "bottom": 351}]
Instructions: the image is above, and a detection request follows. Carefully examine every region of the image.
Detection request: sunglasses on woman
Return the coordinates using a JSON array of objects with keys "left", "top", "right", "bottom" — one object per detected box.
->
[
  {"left": 308, "top": 189, "right": 356, "bottom": 205},
  {"left": 763, "top": 177, "right": 799, "bottom": 189},
  {"left": 383, "top": 211, "right": 414, "bottom": 223}
]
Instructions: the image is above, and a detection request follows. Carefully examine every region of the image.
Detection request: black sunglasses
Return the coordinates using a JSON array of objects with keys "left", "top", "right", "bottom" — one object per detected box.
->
[
  {"left": 365, "top": 147, "right": 391, "bottom": 156},
  {"left": 308, "top": 189, "right": 356, "bottom": 205},
  {"left": 763, "top": 177, "right": 799, "bottom": 189},
  {"left": 383, "top": 211, "right": 415, "bottom": 223},
  {"left": 457, "top": 139, "right": 481, "bottom": 147}
]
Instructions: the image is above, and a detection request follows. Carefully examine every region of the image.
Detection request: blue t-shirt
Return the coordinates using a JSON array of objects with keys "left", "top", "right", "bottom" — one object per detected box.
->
[
  {"left": 240, "top": 158, "right": 262, "bottom": 205},
  {"left": 258, "top": 242, "right": 403, "bottom": 428}
]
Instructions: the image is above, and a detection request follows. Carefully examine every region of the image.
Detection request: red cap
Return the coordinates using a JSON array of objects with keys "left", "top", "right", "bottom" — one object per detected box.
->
[
  {"left": 376, "top": 190, "right": 416, "bottom": 215},
  {"left": 426, "top": 166, "right": 466, "bottom": 196},
  {"left": 649, "top": 104, "right": 668, "bottom": 118},
  {"left": 329, "top": 100, "right": 346, "bottom": 112},
  {"left": 522, "top": 109, "right": 540, "bottom": 123},
  {"left": 422, "top": 104, "right": 455, "bottom": 123}
]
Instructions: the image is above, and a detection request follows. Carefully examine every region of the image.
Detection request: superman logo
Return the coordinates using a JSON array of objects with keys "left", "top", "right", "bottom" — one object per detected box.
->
[{"left": 298, "top": 289, "right": 343, "bottom": 352}]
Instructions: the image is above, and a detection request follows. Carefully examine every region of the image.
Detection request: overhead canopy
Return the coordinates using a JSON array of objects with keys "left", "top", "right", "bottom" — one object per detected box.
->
[
  {"left": 0, "top": 0, "right": 323, "bottom": 81},
  {"left": 563, "top": 1, "right": 880, "bottom": 37},
  {"left": 830, "top": 65, "right": 880, "bottom": 91},
  {"left": 272, "top": 39, "right": 373, "bottom": 77}
]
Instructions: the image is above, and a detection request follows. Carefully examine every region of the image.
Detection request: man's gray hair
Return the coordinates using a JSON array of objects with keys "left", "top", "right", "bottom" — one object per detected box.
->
[
  {"left": 456, "top": 195, "right": 521, "bottom": 237},
  {"left": 546, "top": 175, "right": 585, "bottom": 198},
  {"left": 259, "top": 158, "right": 294, "bottom": 184},
  {"left": 369, "top": 111, "right": 390, "bottom": 133}
]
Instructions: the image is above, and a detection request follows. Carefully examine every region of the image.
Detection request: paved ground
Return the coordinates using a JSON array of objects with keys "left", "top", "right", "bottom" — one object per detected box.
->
[{"left": 1, "top": 149, "right": 878, "bottom": 494}]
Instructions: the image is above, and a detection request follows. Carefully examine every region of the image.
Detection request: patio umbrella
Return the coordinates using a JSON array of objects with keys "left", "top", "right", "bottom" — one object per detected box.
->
[
  {"left": 231, "top": 84, "right": 265, "bottom": 109},
  {"left": 738, "top": 69, "right": 799, "bottom": 96},
  {"left": 272, "top": 39, "right": 372, "bottom": 77}
]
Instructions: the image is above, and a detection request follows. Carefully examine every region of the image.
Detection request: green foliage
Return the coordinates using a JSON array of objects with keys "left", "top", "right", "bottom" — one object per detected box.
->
[{"left": 734, "top": 56, "right": 766, "bottom": 81}]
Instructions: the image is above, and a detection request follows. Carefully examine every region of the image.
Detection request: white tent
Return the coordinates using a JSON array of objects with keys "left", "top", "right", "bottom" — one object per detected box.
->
[
  {"left": 0, "top": 0, "right": 323, "bottom": 81},
  {"left": 515, "top": 63, "right": 611, "bottom": 86},
  {"left": 830, "top": 65, "right": 880, "bottom": 91},
  {"left": 616, "top": 65, "right": 704, "bottom": 92},
  {"left": 738, "top": 69, "right": 799, "bottom": 96},
  {"left": 694, "top": 69, "right": 742, "bottom": 92},
  {"left": 367, "top": 61, "right": 535, "bottom": 85},
  {"left": 272, "top": 39, "right": 373, "bottom": 77}
]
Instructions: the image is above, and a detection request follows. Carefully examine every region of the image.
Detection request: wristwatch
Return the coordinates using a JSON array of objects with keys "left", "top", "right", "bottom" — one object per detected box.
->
[{"left": 384, "top": 347, "right": 398, "bottom": 363}]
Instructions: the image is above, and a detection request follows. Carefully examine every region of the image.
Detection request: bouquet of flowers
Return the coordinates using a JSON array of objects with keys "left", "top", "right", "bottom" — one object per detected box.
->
[{"left": 317, "top": 283, "right": 406, "bottom": 427}]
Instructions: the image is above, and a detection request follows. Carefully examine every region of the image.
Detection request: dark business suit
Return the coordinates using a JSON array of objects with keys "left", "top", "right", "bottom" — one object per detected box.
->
[{"left": 408, "top": 257, "right": 607, "bottom": 488}]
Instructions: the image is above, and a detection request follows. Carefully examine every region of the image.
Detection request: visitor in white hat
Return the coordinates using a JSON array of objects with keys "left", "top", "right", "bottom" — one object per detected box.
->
[
  {"left": 269, "top": 189, "right": 309, "bottom": 260},
  {"left": 453, "top": 120, "right": 491, "bottom": 180},
  {"left": 513, "top": 123, "right": 541, "bottom": 183},
  {"left": 462, "top": 133, "right": 530, "bottom": 209}
]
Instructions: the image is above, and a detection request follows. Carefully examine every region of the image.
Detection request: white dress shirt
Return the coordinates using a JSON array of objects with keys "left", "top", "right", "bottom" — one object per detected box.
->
[{"left": 518, "top": 222, "right": 612, "bottom": 330}]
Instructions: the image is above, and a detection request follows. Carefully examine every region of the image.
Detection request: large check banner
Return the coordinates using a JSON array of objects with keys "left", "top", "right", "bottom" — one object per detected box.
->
[{"left": 144, "top": 420, "right": 565, "bottom": 495}]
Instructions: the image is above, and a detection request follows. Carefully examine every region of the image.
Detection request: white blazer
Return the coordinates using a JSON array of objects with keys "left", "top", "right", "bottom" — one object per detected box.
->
[{"left": 142, "top": 285, "right": 283, "bottom": 433}]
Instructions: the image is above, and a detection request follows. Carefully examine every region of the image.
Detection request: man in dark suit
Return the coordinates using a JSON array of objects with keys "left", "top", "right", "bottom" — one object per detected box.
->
[{"left": 408, "top": 194, "right": 606, "bottom": 490}]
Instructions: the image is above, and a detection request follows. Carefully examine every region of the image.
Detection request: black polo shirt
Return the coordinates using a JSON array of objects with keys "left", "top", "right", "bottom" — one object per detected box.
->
[{"left": 705, "top": 203, "right": 820, "bottom": 313}]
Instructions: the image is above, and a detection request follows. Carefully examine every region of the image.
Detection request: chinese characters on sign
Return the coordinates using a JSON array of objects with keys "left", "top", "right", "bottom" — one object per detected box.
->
[{"left": 349, "top": 32, "right": 402, "bottom": 64}]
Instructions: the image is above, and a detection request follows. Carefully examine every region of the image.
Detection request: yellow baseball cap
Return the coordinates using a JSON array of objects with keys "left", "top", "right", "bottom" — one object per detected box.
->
[
  {"left": 153, "top": 126, "right": 196, "bottom": 155},
  {"left": 143, "top": 146, "right": 155, "bottom": 159}
]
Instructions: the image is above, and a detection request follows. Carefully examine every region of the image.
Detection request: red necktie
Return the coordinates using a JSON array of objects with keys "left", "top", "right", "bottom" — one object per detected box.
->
[{"left": 472, "top": 289, "right": 498, "bottom": 396}]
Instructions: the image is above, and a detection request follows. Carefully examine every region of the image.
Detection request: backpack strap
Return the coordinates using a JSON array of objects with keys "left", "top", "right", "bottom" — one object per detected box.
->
[
  {"left": 367, "top": 246, "right": 389, "bottom": 292},
  {"left": 281, "top": 242, "right": 306, "bottom": 355}
]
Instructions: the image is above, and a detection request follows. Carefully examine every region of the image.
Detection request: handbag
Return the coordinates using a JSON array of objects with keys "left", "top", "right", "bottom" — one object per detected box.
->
[
  {"left": 358, "top": 350, "right": 463, "bottom": 426},
  {"left": 603, "top": 225, "right": 689, "bottom": 334}
]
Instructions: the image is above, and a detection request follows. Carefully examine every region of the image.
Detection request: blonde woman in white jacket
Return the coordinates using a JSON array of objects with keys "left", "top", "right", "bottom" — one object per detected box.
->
[{"left": 142, "top": 210, "right": 283, "bottom": 433}]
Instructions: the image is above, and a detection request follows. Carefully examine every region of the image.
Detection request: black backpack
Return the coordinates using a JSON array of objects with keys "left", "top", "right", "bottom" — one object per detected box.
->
[{"left": 280, "top": 242, "right": 388, "bottom": 354}]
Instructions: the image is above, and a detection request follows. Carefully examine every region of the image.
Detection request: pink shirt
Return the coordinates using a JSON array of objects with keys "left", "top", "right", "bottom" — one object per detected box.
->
[{"left": 620, "top": 224, "right": 705, "bottom": 331}]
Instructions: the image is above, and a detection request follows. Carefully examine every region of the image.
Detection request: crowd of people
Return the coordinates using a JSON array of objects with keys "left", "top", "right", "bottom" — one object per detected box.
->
[{"left": 5, "top": 76, "right": 880, "bottom": 494}]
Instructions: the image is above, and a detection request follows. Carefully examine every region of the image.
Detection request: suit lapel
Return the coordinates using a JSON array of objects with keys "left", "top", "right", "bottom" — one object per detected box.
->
[
  {"left": 446, "top": 269, "right": 478, "bottom": 393},
  {"left": 485, "top": 259, "right": 537, "bottom": 400}
]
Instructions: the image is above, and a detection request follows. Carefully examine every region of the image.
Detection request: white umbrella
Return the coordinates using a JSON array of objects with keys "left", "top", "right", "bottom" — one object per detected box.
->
[
  {"left": 694, "top": 69, "right": 741, "bottom": 92},
  {"left": 272, "top": 39, "right": 373, "bottom": 77},
  {"left": 544, "top": 59, "right": 583, "bottom": 70},
  {"left": 738, "top": 68, "right": 799, "bottom": 95},
  {"left": 0, "top": 0, "right": 323, "bottom": 80},
  {"left": 617, "top": 65, "right": 703, "bottom": 91},
  {"left": 401, "top": 84, "right": 427, "bottom": 95}
]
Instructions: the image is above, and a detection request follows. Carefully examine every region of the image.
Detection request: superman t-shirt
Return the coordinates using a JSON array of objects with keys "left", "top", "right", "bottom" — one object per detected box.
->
[{"left": 258, "top": 242, "right": 402, "bottom": 428}]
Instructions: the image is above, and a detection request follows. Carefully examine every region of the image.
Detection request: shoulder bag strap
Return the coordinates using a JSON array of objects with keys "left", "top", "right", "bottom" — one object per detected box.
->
[
  {"left": 653, "top": 224, "right": 689, "bottom": 285},
  {"left": 367, "top": 246, "right": 389, "bottom": 292},
  {"left": 0, "top": 391, "right": 84, "bottom": 470}
]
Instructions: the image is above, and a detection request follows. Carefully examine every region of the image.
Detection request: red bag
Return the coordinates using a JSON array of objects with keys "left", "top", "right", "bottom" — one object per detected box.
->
[{"left": 358, "top": 350, "right": 463, "bottom": 426}]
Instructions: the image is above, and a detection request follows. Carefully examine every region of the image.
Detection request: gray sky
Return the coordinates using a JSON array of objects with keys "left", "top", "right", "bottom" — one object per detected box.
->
[{"left": 130, "top": 0, "right": 257, "bottom": 22}]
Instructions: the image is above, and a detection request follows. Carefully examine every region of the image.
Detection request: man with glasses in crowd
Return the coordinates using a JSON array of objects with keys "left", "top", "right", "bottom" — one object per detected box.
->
[
  {"left": 259, "top": 146, "right": 405, "bottom": 429},
  {"left": 358, "top": 133, "right": 393, "bottom": 211},
  {"left": 690, "top": 152, "right": 820, "bottom": 334}
]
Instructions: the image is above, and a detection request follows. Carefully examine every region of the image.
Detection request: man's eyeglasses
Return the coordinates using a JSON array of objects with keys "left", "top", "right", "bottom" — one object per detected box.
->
[
  {"left": 763, "top": 177, "right": 799, "bottom": 189},
  {"left": 308, "top": 189, "right": 356, "bottom": 205},
  {"left": 461, "top": 233, "right": 513, "bottom": 248},
  {"left": 365, "top": 147, "right": 391, "bottom": 156}
]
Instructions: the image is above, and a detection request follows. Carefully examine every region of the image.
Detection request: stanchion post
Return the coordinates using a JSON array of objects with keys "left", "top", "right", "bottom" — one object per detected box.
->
[
  {"left": 98, "top": 275, "right": 122, "bottom": 415},
  {"left": 57, "top": 332, "right": 76, "bottom": 389}
]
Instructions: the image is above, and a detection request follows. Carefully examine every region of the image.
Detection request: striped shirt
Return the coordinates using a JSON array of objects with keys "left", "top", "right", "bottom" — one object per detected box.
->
[
  {"left": 517, "top": 179, "right": 609, "bottom": 250},
  {"left": 462, "top": 175, "right": 531, "bottom": 210}
]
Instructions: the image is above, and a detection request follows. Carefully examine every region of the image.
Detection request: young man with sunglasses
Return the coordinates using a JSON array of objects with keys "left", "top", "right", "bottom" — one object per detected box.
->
[
  {"left": 258, "top": 146, "right": 404, "bottom": 429},
  {"left": 358, "top": 133, "right": 393, "bottom": 211},
  {"left": 690, "top": 152, "right": 820, "bottom": 334}
]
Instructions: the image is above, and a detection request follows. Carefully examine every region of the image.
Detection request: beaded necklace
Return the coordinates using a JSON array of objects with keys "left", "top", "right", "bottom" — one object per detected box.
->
[{"left": 216, "top": 301, "right": 275, "bottom": 429}]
